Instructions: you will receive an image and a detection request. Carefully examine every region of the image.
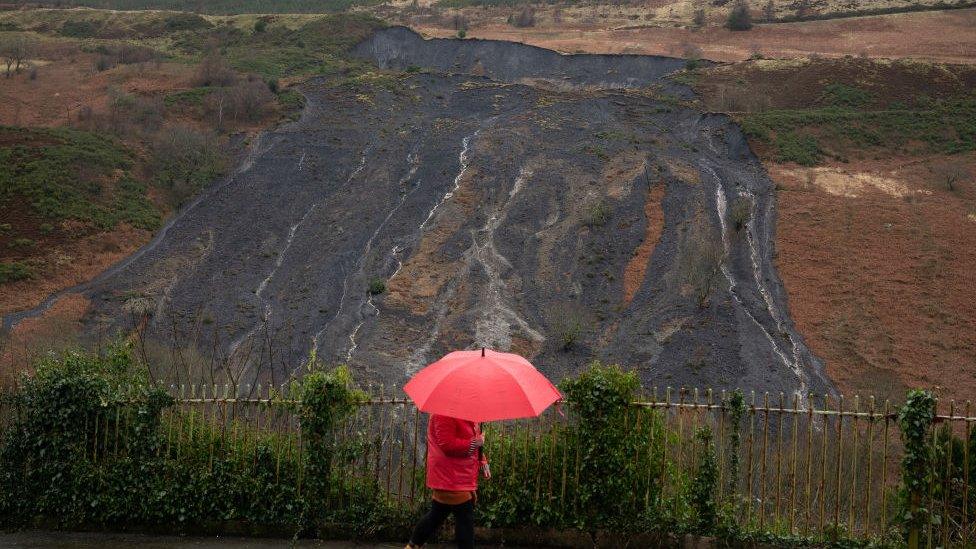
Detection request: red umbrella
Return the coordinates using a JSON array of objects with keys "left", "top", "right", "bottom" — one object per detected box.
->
[{"left": 404, "top": 348, "right": 561, "bottom": 422}]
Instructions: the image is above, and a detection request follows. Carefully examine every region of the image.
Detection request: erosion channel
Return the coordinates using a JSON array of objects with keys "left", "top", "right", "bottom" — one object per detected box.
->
[{"left": 3, "top": 27, "right": 834, "bottom": 397}]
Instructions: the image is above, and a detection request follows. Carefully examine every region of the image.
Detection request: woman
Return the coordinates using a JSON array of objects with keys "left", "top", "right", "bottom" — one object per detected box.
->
[{"left": 406, "top": 413, "right": 491, "bottom": 549}]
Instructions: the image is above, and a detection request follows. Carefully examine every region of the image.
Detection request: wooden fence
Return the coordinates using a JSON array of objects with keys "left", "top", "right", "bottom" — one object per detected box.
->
[{"left": 2, "top": 384, "right": 975, "bottom": 547}]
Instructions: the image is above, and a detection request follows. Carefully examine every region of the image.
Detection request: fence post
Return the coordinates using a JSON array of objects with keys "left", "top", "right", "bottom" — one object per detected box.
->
[{"left": 898, "top": 390, "right": 936, "bottom": 549}]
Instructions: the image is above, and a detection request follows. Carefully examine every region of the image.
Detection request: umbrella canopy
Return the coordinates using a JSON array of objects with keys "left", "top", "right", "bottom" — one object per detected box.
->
[{"left": 404, "top": 348, "right": 561, "bottom": 422}]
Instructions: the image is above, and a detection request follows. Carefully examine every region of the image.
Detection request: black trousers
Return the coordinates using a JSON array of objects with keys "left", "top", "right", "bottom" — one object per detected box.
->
[{"left": 409, "top": 499, "right": 475, "bottom": 548}]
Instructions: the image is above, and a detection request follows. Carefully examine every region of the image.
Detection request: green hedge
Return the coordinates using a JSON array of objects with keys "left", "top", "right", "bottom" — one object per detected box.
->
[
  {"left": 0, "top": 344, "right": 411, "bottom": 538},
  {"left": 4, "top": 348, "right": 934, "bottom": 546}
]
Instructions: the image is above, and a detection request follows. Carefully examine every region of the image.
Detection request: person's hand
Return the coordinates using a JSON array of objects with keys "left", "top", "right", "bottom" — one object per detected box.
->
[
  {"left": 481, "top": 462, "right": 492, "bottom": 479},
  {"left": 472, "top": 434, "right": 485, "bottom": 449}
]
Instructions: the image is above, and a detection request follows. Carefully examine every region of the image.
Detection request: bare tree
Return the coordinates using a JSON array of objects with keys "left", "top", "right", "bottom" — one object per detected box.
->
[
  {"left": 194, "top": 50, "right": 236, "bottom": 87},
  {"left": 763, "top": 0, "right": 776, "bottom": 21},
  {"left": 151, "top": 126, "right": 226, "bottom": 207},
  {"left": 933, "top": 160, "right": 969, "bottom": 193},
  {"left": 675, "top": 212, "right": 724, "bottom": 308},
  {"left": 206, "top": 77, "right": 274, "bottom": 127},
  {"left": 510, "top": 6, "right": 536, "bottom": 28},
  {"left": 1, "top": 35, "right": 34, "bottom": 78},
  {"left": 451, "top": 13, "right": 469, "bottom": 31}
]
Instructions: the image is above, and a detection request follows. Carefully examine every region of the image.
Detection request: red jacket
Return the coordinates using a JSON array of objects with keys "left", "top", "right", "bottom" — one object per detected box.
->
[{"left": 426, "top": 414, "right": 488, "bottom": 491}]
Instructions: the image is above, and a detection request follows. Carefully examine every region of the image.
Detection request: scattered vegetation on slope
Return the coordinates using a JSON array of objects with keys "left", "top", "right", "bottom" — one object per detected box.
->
[
  {"left": 695, "top": 56, "right": 976, "bottom": 400},
  {"left": 25, "top": 0, "right": 386, "bottom": 14},
  {"left": 0, "top": 10, "right": 384, "bottom": 80},
  {"left": 695, "top": 58, "right": 976, "bottom": 165},
  {"left": 0, "top": 9, "right": 383, "bottom": 299},
  {"left": 0, "top": 126, "right": 159, "bottom": 232},
  {"left": 740, "top": 98, "right": 976, "bottom": 164}
]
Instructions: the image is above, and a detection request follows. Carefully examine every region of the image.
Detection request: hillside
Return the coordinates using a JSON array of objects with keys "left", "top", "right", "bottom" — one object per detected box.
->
[
  {"left": 690, "top": 57, "right": 976, "bottom": 399},
  {"left": 2, "top": 26, "right": 835, "bottom": 398},
  {"left": 2, "top": 5, "right": 974, "bottom": 403}
]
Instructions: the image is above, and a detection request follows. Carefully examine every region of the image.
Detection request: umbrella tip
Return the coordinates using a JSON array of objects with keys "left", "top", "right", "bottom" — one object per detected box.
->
[{"left": 481, "top": 347, "right": 485, "bottom": 357}]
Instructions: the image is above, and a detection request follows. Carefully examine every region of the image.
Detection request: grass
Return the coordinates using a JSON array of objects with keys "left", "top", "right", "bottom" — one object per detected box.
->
[
  {"left": 0, "top": 126, "right": 160, "bottom": 230},
  {"left": 583, "top": 201, "right": 612, "bottom": 227},
  {"left": 164, "top": 87, "right": 214, "bottom": 106},
  {"left": 169, "top": 13, "right": 383, "bottom": 80},
  {"left": 740, "top": 98, "right": 976, "bottom": 165},
  {"left": 1, "top": 10, "right": 384, "bottom": 81}
]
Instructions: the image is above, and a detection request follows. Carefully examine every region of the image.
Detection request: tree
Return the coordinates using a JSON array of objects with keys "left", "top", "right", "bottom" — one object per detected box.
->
[
  {"left": 726, "top": 1, "right": 754, "bottom": 31},
  {"left": 763, "top": 0, "right": 775, "bottom": 21},
  {"left": 693, "top": 8, "right": 707, "bottom": 27},
  {"left": 1, "top": 35, "right": 34, "bottom": 78},
  {"left": 933, "top": 160, "right": 969, "bottom": 193},
  {"left": 194, "top": 50, "right": 236, "bottom": 87},
  {"left": 151, "top": 126, "right": 225, "bottom": 207}
]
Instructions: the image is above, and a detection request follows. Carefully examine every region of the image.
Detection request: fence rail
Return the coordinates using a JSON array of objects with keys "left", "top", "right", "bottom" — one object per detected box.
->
[{"left": 2, "top": 384, "right": 974, "bottom": 547}]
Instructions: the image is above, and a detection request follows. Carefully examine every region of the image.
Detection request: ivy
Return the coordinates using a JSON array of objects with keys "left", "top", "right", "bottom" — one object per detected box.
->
[
  {"left": 897, "top": 389, "right": 936, "bottom": 546},
  {"left": 725, "top": 390, "right": 746, "bottom": 500},
  {"left": 559, "top": 361, "right": 640, "bottom": 531},
  {"left": 690, "top": 427, "right": 717, "bottom": 531},
  {"left": 0, "top": 345, "right": 407, "bottom": 538}
]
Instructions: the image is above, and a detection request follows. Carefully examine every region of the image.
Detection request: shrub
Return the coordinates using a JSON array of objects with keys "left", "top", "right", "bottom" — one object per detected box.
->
[
  {"left": 0, "top": 261, "right": 32, "bottom": 283},
  {"left": 583, "top": 201, "right": 612, "bottom": 227},
  {"left": 367, "top": 278, "right": 386, "bottom": 295},
  {"left": 726, "top": 1, "right": 753, "bottom": 31},
  {"left": 254, "top": 19, "right": 268, "bottom": 33},
  {"left": 60, "top": 20, "right": 99, "bottom": 38},
  {"left": 559, "top": 362, "right": 641, "bottom": 530},
  {"left": 729, "top": 196, "right": 752, "bottom": 232},
  {"left": 690, "top": 427, "right": 718, "bottom": 531},
  {"left": 194, "top": 51, "right": 237, "bottom": 88},
  {"left": 557, "top": 316, "right": 582, "bottom": 351},
  {"left": 0, "top": 345, "right": 406, "bottom": 536},
  {"left": 692, "top": 8, "right": 706, "bottom": 27},
  {"left": 676, "top": 217, "right": 723, "bottom": 308},
  {"left": 8, "top": 237, "right": 35, "bottom": 249},
  {"left": 682, "top": 43, "right": 704, "bottom": 70},
  {"left": 821, "top": 83, "right": 873, "bottom": 108},
  {"left": 164, "top": 13, "right": 213, "bottom": 31},
  {"left": 774, "top": 132, "right": 822, "bottom": 166},
  {"left": 94, "top": 54, "right": 114, "bottom": 72},
  {"left": 510, "top": 7, "right": 536, "bottom": 28},
  {"left": 151, "top": 126, "right": 226, "bottom": 207}
]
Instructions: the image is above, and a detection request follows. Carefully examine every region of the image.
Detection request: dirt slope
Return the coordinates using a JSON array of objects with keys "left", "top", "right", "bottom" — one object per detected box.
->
[{"left": 3, "top": 28, "right": 833, "bottom": 397}]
